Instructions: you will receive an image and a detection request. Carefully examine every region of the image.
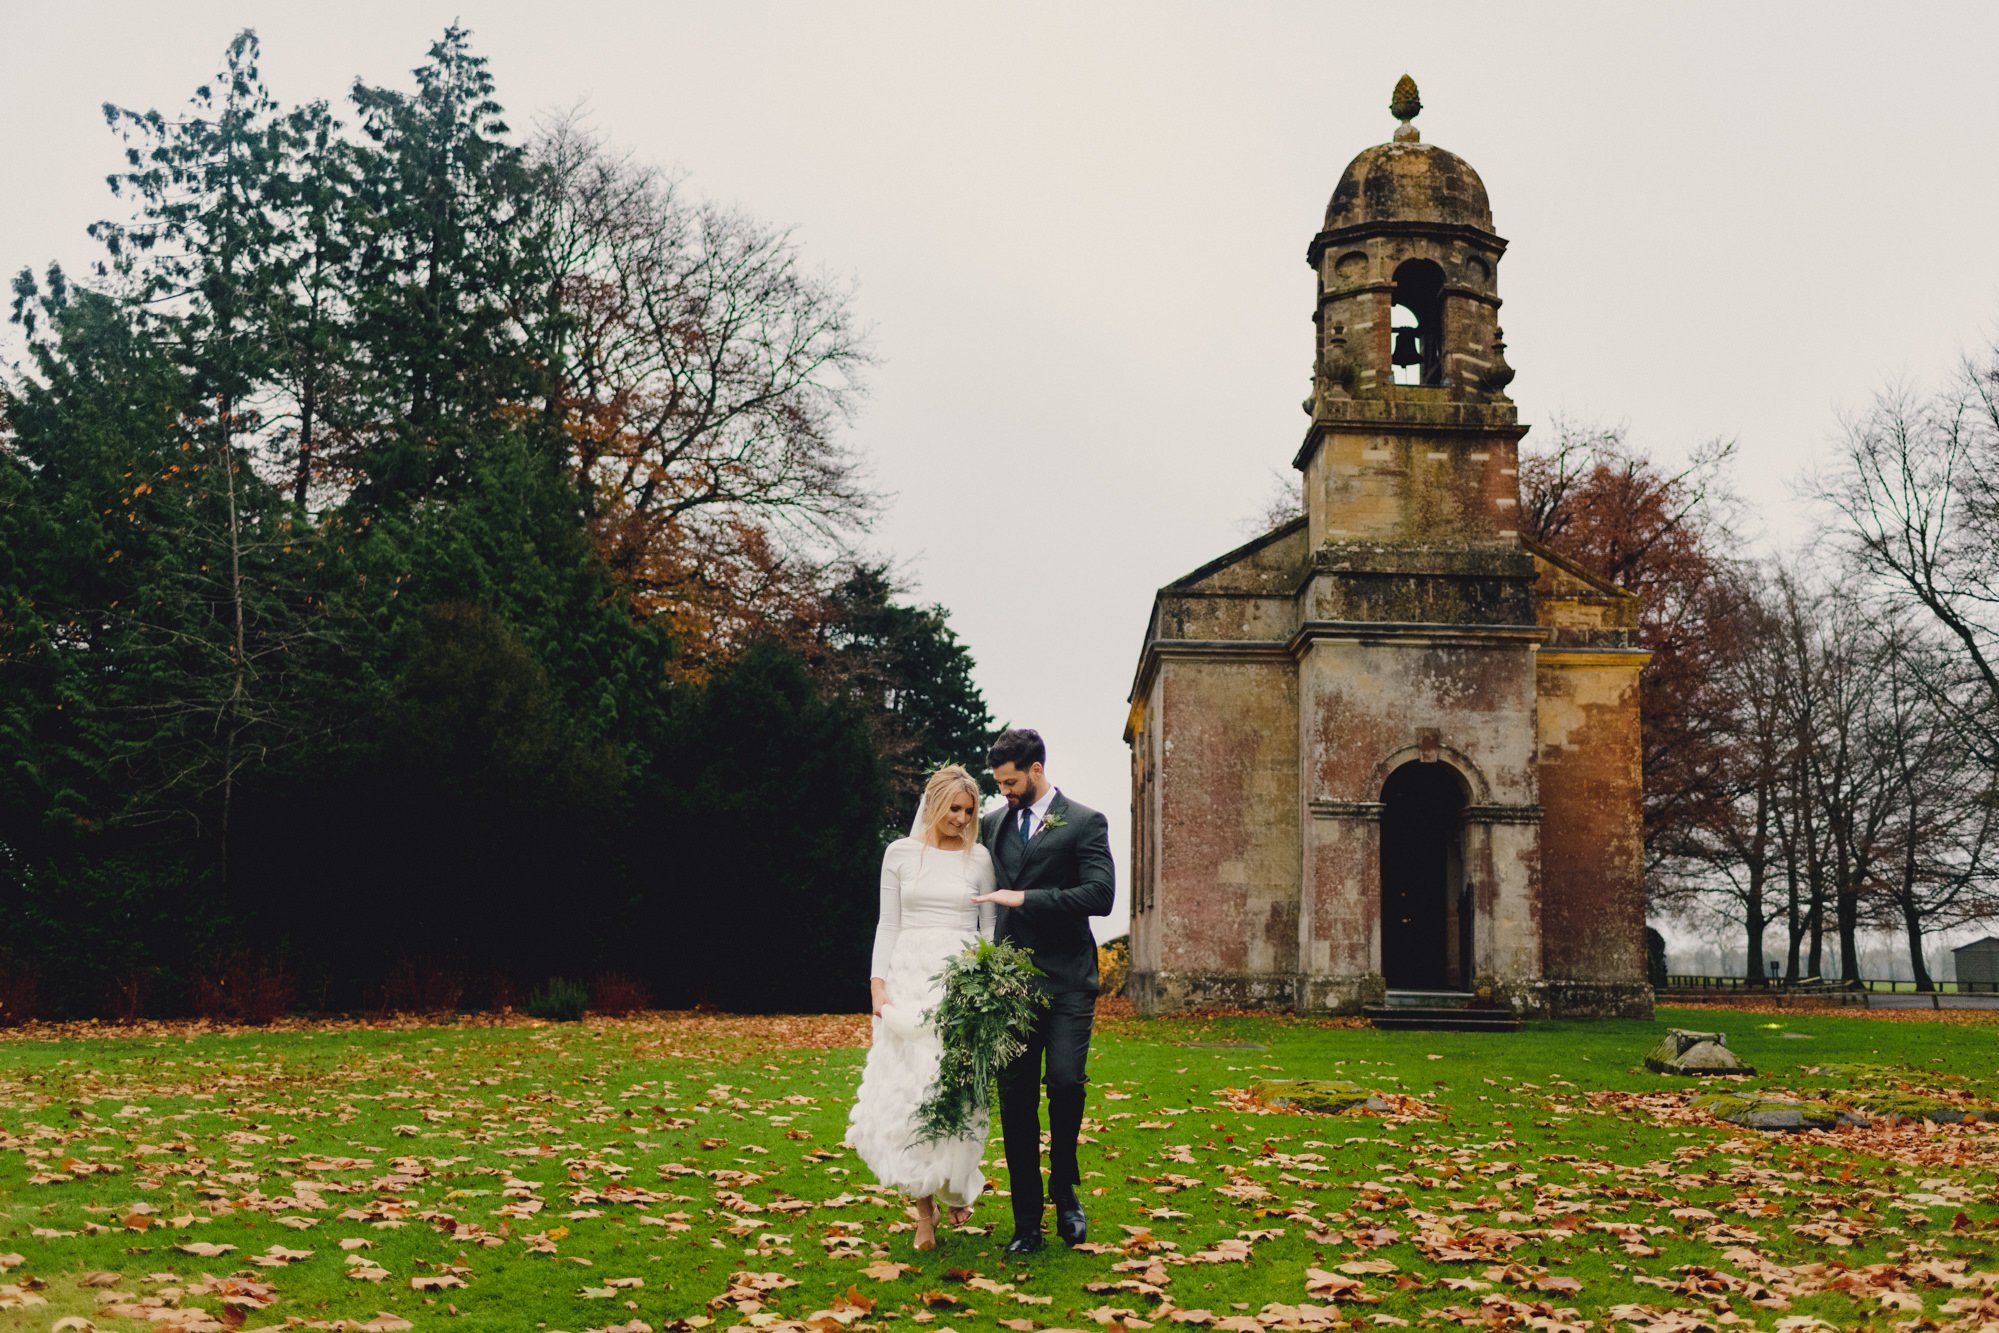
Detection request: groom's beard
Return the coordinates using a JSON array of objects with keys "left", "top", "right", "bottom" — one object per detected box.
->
[{"left": 1005, "top": 778, "right": 1044, "bottom": 810}]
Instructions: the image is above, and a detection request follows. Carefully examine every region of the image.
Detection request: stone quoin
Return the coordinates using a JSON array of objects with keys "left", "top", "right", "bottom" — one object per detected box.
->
[{"left": 1124, "top": 77, "right": 1652, "bottom": 1019}]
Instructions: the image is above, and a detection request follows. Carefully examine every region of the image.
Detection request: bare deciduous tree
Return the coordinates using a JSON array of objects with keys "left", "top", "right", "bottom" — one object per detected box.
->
[
  {"left": 1866, "top": 615, "right": 1999, "bottom": 986},
  {"left": 1238, "top": 467, "right": 1305, "bottom": 537},
  {"left": 533, "top": 119, "right": 876, "bottom": 669},
  {"left": 1658, "top": 567, "right": 1788, "bottom": 981},
  {"left": 1817, "top": 352, "right": 1999, "bottom": 767},
  {"left": 1677, "top": 562, "right": 1999, "bottom": 989}
]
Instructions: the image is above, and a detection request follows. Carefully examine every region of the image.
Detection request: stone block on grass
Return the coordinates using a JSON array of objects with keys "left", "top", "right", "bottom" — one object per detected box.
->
[
  {"left": 1645, "top": 1027, "right": 1755, "bottom": 1076},
  {"left": 1693, "top": 1093, "right": 1853, "bottom": 1132},
  {"left": 1248, "top": 1079, "right": 1391, "bottom": 1114},
  {"left": 1835, "top": 1093, "right": 1999, "bottom": 1125}
]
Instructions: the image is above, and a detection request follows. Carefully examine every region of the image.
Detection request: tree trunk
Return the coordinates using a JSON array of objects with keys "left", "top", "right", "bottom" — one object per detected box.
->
[
  {"left": 1903, "top": 901, "right": 1934, "bottom": 992},
  {"left": 1784, "top": 869, "right": 1804, "bottom": 981},
  {"left": 1805, "top": 888, "right": 1824, "bottom": 977},
  {"left": 1744, "top": 900, "right": 1768, "bottom": 986},
  {"left": 1744, "top": 775, "right": 1771, "bottom": 984},
  {"left": 1836, "top": 883, "right": 1861, "bottom": 984},
  {"left": 1775, "top": 802, "right": 1804, "bottom": 981},
  {"left": 293, "top": 365, "right": 317, "bottom": 509},
  {"left": 1833, "top": 810, "right": 1861, "bottom": 983},
  {"left": 1797, "top": 753, "right": 1828, "bottom": 977},
  {"left": 1898, "top": 788, "right": 1934, "bottom": 991},
  {"left": 293, "top": 272, "right": 323, "bottom": 509},
  {"left": 217, "top": 406, "right": 248, "bottom": 895}
]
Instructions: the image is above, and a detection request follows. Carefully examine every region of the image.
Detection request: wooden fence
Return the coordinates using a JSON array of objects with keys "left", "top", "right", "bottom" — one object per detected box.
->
[{"left": 1662, "top": 975, "right": 1996, "bottom": 1006}]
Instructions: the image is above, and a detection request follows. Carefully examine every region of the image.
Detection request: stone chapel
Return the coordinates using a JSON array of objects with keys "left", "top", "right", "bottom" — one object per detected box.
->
[{"left": 1123, "top": 78, "right": 1652, "bottom": 1020}]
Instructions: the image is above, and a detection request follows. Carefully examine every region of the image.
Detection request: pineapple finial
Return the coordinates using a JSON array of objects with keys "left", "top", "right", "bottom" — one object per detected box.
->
[{"left": 1390, "top": 75, "right": 1421, "bottom": 142}]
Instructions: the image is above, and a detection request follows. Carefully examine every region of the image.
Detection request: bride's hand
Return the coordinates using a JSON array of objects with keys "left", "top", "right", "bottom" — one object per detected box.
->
[{"left": 869, "top": 978, "right": 889, "bottom": 1017}]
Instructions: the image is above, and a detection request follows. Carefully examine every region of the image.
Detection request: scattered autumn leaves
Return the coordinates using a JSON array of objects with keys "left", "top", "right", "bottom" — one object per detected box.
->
[{"left": 2, "top": 1010, "right": 1998, "bottom": 1332}]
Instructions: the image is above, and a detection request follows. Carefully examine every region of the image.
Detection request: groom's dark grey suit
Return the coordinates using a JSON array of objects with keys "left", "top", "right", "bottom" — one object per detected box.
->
[{"left": 980, "top": 790, "right": 1114, "bottom": 1239}]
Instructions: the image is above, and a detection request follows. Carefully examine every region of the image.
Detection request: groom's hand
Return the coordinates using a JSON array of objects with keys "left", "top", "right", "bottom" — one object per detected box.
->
[{"left": 971, "top": 889, "right": 1025, "bottom": 908}]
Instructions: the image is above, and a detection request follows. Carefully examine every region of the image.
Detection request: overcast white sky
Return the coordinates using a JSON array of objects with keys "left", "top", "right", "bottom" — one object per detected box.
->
[{"left": 6, "top": 3, "right": 1998, "bottom": 950}]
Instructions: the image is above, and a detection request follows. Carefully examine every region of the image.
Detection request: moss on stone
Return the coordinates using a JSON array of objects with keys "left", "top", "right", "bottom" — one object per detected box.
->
[
  {"left": 1691, "top": 1093, "right": 1758, "bottom": 1119},
  {"left": 1792, "top": 1065, "right": 1999, "bottom": 1122},
  {"left": 1765, "top": 1103, "right": 1838, "bottom": 1130},
  {"left": 1646, "top": 1030, "right": 1754, "bottom": 1075},
  {"left": 1249, "top": 1078, "right": 1383, "bottom": 1114},
  {"left": 1836, "top": 1091, "right": 1997, "bottom": 1124},
  {"left": 1694, "top": 1093, "right": 1840, "bottom": 1131},
  {"left": 1798, "top": 1061, "right": 1904, "bottom": 1084}
]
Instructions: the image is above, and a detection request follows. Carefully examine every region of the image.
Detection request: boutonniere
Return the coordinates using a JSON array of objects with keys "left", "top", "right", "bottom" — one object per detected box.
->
[{"left": 1036, "top": 812, "right": 1068, "bottom": 837}]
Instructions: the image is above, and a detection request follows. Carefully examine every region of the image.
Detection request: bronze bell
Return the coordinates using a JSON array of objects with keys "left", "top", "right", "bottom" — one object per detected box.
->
[{"left": 1391, "top": 326, "right": 1423, "bottom": 368}]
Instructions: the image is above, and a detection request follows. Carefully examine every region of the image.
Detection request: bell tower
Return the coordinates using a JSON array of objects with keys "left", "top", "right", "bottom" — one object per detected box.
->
[
  {"left": 1287, "top": 76, "right": 1547, "bottom": 1014},
  {"left": 1124, "top": 77, "right": 1652, "bottom": 1022},
  {"left": 1299, "top": 74, "right": 1524, "bottom": 554}
]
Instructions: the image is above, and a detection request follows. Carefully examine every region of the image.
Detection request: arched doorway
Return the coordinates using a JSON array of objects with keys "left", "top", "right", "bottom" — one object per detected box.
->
[{"left": 1379, "top": 761, "right": 1469, "bottom": 990}]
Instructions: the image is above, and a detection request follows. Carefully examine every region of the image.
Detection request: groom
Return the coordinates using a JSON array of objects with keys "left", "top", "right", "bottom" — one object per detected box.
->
[{"left": 971, "top": 728, "right": 1115, "bottom": 1254}]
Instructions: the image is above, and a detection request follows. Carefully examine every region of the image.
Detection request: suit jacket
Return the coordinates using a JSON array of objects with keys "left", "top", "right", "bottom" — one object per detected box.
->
[{"left": 980, "top": 790, "right": 1115, "bottom": 993}]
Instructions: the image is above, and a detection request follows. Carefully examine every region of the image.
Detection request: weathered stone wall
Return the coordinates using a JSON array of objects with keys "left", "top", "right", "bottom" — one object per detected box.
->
[
  {"left": 1299, "top": 631, "right": 1542, "bottom": 805},
  {"left": 1530, "top": 539, "right": 1641, "bottom": 641},
  {"left": 1308, "top": 545, "right": 1537, "bottom": 626},
  {"left": 1295, "top": 811, "right": 1382, "bottom": 1013},
  {"left": 1150, "top": 591, "right": 1298, "bottom": 644},
  {"left": 1303, "top": 414, "right": 1526, "bottom": 550},
  {"left": 1130, "top": 653, "right": 1301, "bottom": 1014},
  {"left": 1535, "top": 649, "right": 1652, "bottom": 1018},
  {"left": 1144, "top": 524, "right": 1308, "bottom": 646},
  {"left": 1296, "top": 628, "right": 1544, "bottom": 1012},
  {"left": 1128, "top": 673, "right": 1165, "bottom": 985}
]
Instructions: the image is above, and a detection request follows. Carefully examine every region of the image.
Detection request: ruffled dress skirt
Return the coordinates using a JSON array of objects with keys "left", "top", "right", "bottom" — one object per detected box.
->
[{"left": 848, "top": 925, "right": 988, "bottom": 1207}]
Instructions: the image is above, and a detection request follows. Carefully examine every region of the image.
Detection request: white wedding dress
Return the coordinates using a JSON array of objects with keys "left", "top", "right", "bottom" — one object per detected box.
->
[{"left": 848, "top": 837, "right": 996, "bottom": 1207}]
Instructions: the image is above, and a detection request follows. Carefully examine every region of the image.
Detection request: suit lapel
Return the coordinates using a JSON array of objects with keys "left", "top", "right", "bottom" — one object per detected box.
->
[{"left": 991, "top": 808, "right": 1024, "bottom": 879}]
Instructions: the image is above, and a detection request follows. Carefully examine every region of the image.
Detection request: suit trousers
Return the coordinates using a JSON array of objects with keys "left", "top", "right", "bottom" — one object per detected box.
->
[{"left": 998, "top": 989, "right": 1094, "bottom": 1232}]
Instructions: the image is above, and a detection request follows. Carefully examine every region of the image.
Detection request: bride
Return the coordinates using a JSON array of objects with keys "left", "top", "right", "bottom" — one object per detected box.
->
[{"left": 848, "top": 764, "right": 996, "bottom": 1250}]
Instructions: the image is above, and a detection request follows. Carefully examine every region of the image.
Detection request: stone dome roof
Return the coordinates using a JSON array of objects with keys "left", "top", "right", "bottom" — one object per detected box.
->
[{"left": 1325, "top": 139, "right": 1493, "bottom": 232}]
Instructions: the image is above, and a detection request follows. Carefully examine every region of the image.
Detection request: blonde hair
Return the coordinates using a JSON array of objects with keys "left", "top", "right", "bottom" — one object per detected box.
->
[{"left": 915, "top": 764, "right": 982, "bottom": 854}]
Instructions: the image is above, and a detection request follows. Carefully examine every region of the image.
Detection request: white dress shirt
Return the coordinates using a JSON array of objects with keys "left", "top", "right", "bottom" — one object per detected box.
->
[{"left": 1010, "top": 784, "right": 1058, "bottom": 843}]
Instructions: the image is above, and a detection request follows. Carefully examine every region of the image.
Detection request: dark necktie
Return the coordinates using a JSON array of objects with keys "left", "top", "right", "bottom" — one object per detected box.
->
[{"left": 1017, "top": 806, "right": 1032, "bottom": 848}]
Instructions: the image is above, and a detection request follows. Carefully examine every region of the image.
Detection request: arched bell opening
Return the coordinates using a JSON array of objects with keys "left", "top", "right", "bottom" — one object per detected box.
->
[
  {"left": 1379, "top": 759, "right": 1471, "bottom": 989},
  {"left": 1389, "top": 258, "right": 1446, "bottom": 387}
]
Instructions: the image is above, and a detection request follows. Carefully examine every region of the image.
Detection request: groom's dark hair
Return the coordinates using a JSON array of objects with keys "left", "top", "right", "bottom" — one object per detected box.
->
[{"left": 988, "top": 728, "right": 1046, "bottom": 771}]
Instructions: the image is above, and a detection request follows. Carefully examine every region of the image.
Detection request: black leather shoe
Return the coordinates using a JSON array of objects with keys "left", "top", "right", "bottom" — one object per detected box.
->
[
  {"left": 1053, "top": 1190, "right": 1087, "bottom": 1245},
  {"left": 1003, "top": 1231, "right": 1044, "bottom": 1256}
]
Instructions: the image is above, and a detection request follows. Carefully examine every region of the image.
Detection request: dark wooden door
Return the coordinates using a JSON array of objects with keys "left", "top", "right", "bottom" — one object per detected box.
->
[{"left": 1380, "top": 761, "right": 1466, "bottom": 989}]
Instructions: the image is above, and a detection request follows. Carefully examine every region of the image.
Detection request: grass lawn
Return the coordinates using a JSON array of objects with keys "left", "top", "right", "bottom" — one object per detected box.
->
[{"left": 3, "top": 1005, "right": 1998, "bottom": 1332}]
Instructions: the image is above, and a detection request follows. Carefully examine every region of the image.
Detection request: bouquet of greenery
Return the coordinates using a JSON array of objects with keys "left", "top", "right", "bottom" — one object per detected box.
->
[{"left": 912, "top": 939, "right": 1049, "bottom": 1145}]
